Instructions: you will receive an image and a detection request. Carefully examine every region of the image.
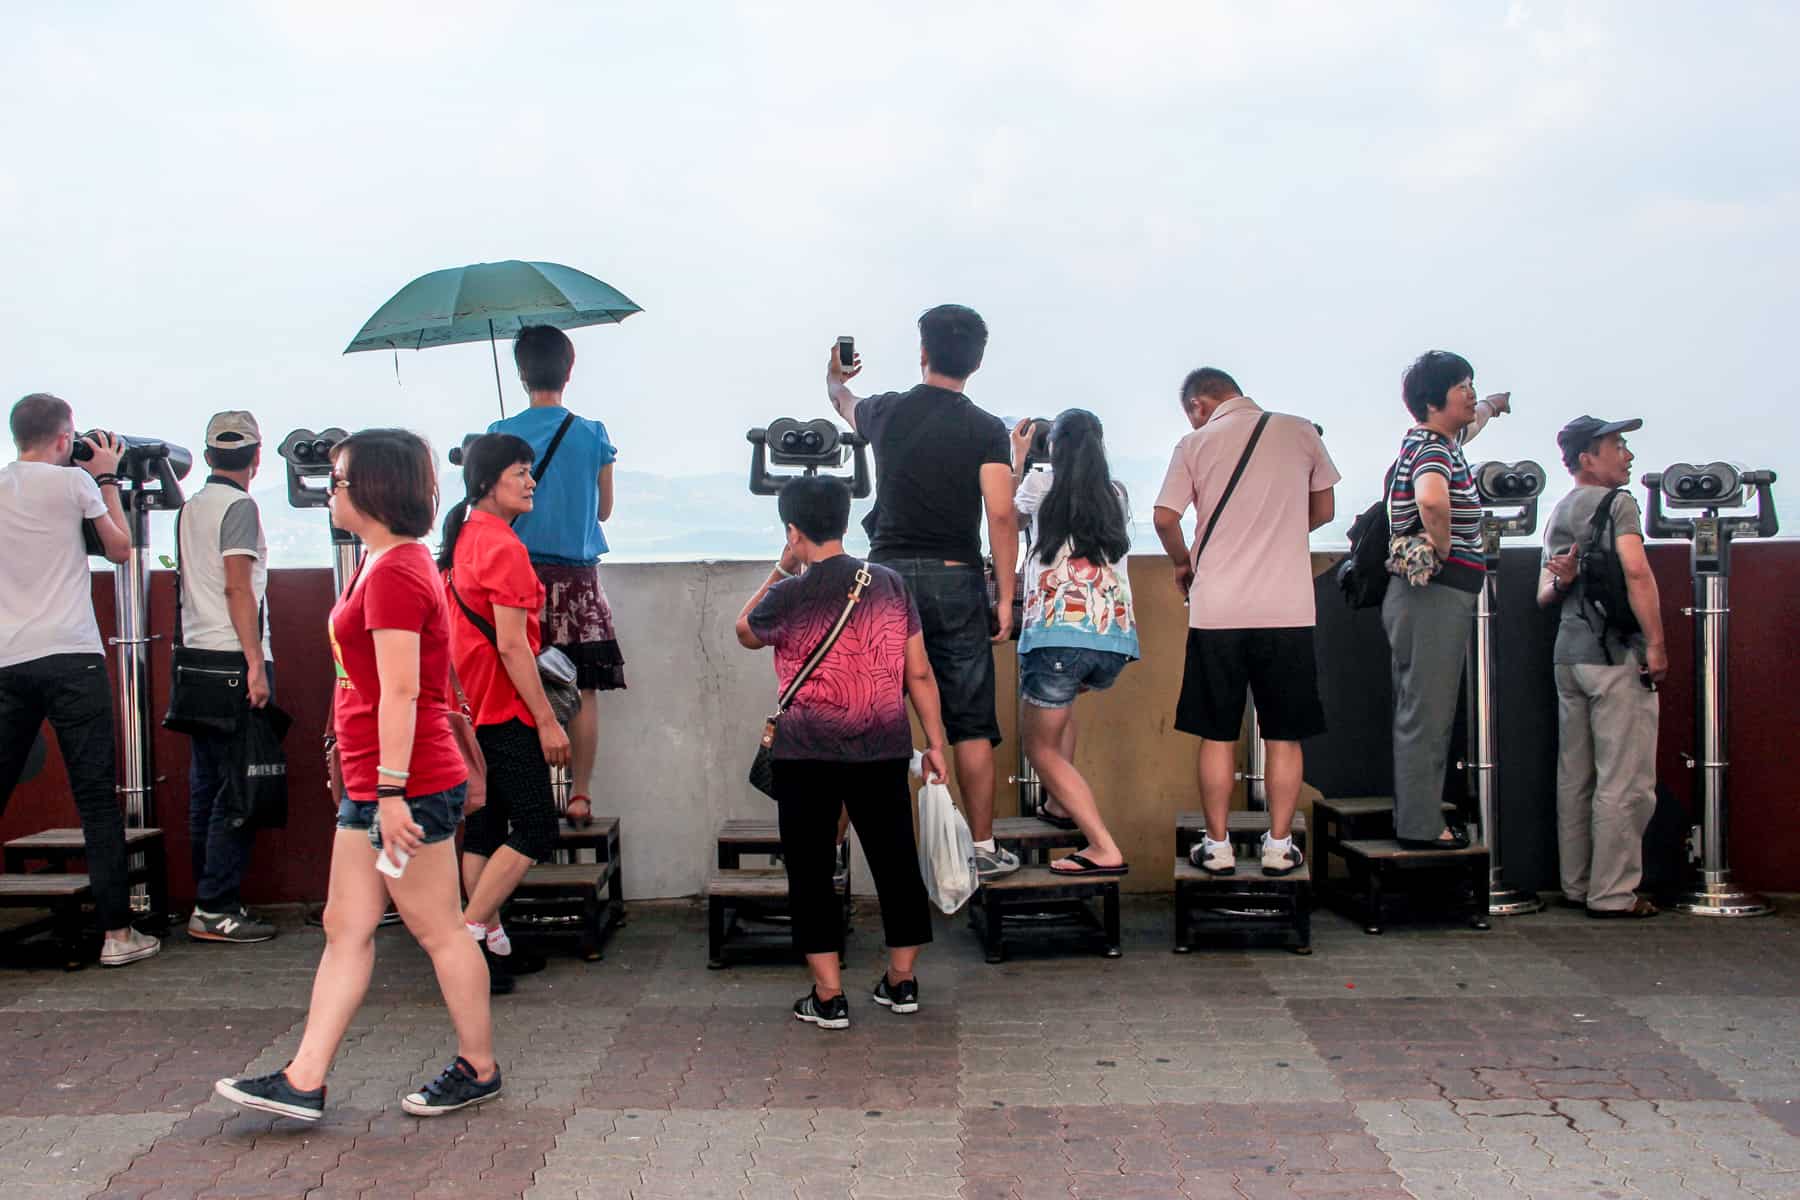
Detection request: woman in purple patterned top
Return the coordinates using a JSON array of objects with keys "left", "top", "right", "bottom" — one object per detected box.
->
[{"left": 736, "top": 476, "right": 950, "bottom": 1030}]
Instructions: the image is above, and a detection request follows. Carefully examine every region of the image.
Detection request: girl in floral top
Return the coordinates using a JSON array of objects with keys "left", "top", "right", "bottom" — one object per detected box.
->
[{"left": 1012, "top": 409, "right": 1137, "bottom": 876}]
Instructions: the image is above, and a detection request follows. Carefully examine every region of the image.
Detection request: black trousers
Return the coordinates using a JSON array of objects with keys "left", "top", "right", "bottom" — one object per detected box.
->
[
  {"left": 464, "top": 719, "right": 558, "bottom": 862},
  {"left": 0, "top": 653, "right": 131, "bottom": 930},
  {"left": 773, "top": 757, "right": 934, "bottom": 956}
]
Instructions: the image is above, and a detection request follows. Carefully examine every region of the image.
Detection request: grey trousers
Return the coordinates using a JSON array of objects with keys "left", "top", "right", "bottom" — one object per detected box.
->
[
  {"left": 1381, "top": 581, "right": 1476, "bottom": 842},
  {"left": 1554, "top": 663, "right": 1658, "bottom": 910}
]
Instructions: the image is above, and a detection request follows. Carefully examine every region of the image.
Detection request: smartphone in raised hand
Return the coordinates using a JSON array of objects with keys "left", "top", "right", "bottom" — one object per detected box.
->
[{"left": 837, "top": 337, "right": 855, "bottom": 368}]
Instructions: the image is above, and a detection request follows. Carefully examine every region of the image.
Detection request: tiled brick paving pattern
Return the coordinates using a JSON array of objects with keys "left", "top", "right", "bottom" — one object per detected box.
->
[{"left": 1, "top": 896, "right": 1795, "bottom": 1199}]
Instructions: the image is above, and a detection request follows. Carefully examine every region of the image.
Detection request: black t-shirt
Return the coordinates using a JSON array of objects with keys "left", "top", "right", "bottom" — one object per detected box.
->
[{"left": 857, "top": 384, "right": 1009, "bottom": 565}]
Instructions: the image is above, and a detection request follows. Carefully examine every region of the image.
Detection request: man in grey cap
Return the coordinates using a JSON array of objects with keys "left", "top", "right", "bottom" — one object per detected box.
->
[
  {"left": 1537, "top": 415, "right": 1666, "bottom": 918},
  {"left": 178, "top": 411, "right": 278, "bottom": 943}
]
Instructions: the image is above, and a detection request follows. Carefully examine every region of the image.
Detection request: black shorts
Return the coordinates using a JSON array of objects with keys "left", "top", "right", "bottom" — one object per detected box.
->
[
  {"left": 1174, "top": 627, "right": 1327, "bottom": 743},
  {"left": 875, "top": 558, "right": 1000, "bottom": 746}
]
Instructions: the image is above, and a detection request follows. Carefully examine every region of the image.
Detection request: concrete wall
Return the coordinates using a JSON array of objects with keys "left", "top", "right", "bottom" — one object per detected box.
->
[{"left": 6, "top": 542, "right": 1797, "bottom": 903}]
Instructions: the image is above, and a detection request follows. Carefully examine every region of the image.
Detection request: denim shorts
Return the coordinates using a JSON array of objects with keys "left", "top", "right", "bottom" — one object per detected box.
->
[
  {"left": 336, "top": 783, "right": 467, "bottom": 850},
  {"left": 1019, "top": 647, "right": 1131, "bottom": 710},
  {"left": 875, "top": 558, "right": 1000, "bottom": 745}
]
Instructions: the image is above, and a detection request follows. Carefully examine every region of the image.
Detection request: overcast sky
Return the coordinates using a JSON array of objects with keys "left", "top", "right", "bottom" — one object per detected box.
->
[{"left": 4, "top": 1, "right": 1795, "bottom": 556}]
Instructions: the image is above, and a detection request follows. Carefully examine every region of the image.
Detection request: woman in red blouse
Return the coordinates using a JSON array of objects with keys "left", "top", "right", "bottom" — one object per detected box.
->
[
  {"left": 216, "top": 429, "right": 501, "bottom": 1123},
  {"left": 438, "top": 434, "right": 571, "bottom": 995}
]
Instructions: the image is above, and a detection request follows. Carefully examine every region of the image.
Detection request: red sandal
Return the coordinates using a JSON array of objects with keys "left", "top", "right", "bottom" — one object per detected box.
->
[{"left": 565, "top": 793, "right": 594, "bottom": 829}]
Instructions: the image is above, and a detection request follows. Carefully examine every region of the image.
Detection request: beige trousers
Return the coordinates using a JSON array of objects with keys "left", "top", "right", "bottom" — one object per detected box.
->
[{"left": 1554, "top": 663, "right": 1659, "bottom": 910}]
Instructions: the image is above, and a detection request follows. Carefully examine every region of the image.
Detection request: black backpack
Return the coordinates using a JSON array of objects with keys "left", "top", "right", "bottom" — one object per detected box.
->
[
  {"left": 1337, "top": 464, "right": 1397, "bottom": 610},
  {"left": 1576, "top": 487, "right": 1640, "bottom": 655}
]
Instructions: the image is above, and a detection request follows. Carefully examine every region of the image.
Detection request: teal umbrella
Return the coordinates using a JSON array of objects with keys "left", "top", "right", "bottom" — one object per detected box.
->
[{"left": 344, "top": 259, "right": 642, "bottom": 415}]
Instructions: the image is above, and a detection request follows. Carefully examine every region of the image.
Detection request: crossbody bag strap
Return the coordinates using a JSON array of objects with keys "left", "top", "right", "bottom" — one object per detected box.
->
[
  {"left": 774, "top": 563, "right": 873, "bottom": 714},
  {"left": 173, "top": 504, "right": 186, "bottom": 647},
  {"left": 1192, "top": 411, "right": 1272, "bottom": 568},
  {"left": 532, "top": 412, "right": 579, "bottom": 484},
  {"left": 446, "top": 573, "right": 502, "bottom": 649}
]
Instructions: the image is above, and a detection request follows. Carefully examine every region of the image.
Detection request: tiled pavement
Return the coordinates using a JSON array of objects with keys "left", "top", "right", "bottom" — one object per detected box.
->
[{"left": 1, "top": 896, "right": 1796, "bottom": 1199}]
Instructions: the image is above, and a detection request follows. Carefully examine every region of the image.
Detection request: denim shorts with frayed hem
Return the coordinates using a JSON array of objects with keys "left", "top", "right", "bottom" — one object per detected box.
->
[
  {"left": 336, "top": 783, "right": 467, "bottom": 848},
  {"left": 1019, "top": 647, "right": 1132, "bottom": 710}
]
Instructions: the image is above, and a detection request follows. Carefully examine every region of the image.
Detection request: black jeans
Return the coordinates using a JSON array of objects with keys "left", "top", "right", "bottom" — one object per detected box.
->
[
  {"left": 186, "top": 661, "right": 275, "bottom": 912},
  {"left": 774, "top": 757, "right": 934, "bottom": 956},
  {"left": 0, "top": 653, "right": 131, "bottom": 930}
]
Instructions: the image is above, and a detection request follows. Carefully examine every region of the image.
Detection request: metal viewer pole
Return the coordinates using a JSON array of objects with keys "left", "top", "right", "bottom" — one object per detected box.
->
[{"left": 1466, "top": 551, "right": 1540, "bottom": 915}]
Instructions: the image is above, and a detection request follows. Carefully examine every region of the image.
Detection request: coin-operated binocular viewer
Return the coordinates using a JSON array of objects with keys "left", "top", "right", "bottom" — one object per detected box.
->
[
  {"left": 1642, "top": 463, "right": 1779, "bottom": 918},
  {"left": 279, "top": 428, "right": 357, "bottom": 594},
  {"left": 746, "top": 419, "right": 870, "bottom": 497},
  {"left": 1463, "top": 460, "right": 1549, "bottom": 916},
  {"left": 73, "top": 435, "right": 193, "bottom": 838}
]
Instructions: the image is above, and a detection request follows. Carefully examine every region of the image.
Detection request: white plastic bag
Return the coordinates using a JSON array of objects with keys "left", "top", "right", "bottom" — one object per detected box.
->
[{"left": 912, "top": 749, "right": 977, "bottom": 914}]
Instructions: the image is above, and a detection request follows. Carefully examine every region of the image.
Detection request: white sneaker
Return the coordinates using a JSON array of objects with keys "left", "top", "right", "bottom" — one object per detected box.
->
[
  {"left": 1189, "top": 837, "right": 1236, "bottom": 876},
  {"left": 100, "top": 927, "right": 161, "bottom": 967},
  {"left": 973, "top": 845, "right": 1021, "bottom": 880},
  {"left": 1260, "top": 833, "right": 1305, "bottom": 877}
]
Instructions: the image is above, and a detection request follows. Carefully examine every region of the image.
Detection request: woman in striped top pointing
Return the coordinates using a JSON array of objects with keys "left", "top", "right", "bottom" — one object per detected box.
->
[{"left": 1382, "top": 351, "right": 1509, "bottom": 849}]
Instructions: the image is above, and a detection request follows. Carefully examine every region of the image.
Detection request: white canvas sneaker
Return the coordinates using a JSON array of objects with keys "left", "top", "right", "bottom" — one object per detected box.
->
[
  {"left": 1260, "top": 834, "right": 1305, "bottom": 877},
  {"left": 100, "top": 927, "right": 161, "bottom": 967}
]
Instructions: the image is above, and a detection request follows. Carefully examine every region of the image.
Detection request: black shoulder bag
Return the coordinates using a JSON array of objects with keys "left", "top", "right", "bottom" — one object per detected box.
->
[
  {"left": 1576, "top": 487, "right": 1640, "bottom": 663},
  {"left": 164, "top": 505, "right": 265, "bottom": 738},
  {"left": 1190, "top": 412, "right": 1273, "bottom": 571},
  {"left": 748, "top": 562, "right": 874, "bottom": 798},
  {"left": 1338, "top": 461, "right": 1398, "bottom": 610}
]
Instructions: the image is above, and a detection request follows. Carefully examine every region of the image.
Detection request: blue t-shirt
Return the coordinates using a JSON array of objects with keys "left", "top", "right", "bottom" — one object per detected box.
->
[{"left": 488, "top": 406, "right": 617, "bottom": 564}]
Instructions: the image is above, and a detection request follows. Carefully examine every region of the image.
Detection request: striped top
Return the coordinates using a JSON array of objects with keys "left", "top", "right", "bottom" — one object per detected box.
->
[{"left": 1388, "top": 427, "right": 1485, "bottom": 589}]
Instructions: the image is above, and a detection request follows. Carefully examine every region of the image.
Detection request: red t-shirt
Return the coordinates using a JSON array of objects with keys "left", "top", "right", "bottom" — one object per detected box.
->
[
  {"left": 447, "top": 509, "right": 546, "bottom": 729},
  {"left": 329, "top": 542, "right": 467, "bottom": 800}
]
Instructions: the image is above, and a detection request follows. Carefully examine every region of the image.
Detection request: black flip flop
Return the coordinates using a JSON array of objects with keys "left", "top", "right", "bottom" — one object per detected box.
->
[
  {"left": 1032, "top": 801, "right": 1079, "bottom": 831},
  {"left": 1050, "top": 853, "right": 1129, "bottom": 877}
]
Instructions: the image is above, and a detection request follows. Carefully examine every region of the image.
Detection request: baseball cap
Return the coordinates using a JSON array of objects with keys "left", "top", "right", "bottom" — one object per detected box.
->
[
  {"left": 1557, "top": 415, "right": 1641, "bottom": 471},
  {"left": 205, "top": 411, "right": 261, "bottom": 450}
]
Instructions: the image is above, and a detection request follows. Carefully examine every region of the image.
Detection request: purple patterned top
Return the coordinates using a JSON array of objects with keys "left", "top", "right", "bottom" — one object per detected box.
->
[{"left": 747, "top": 556, "right": 922, "bottom": 762}]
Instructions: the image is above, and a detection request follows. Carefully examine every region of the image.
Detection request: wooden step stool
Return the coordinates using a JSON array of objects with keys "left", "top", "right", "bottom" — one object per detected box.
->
[
  {"left": 705, "top": 819, "right": 851, "bottom": 968},
  {"left": 0, "top": 873, "right": 94, "bottom": 969},
  {"left": 971, "top": 818, "right": 1121, "bottom": 963},
  {"left": 4, "top": 827, "right": 170, "bottom": 927},
  {"left": 1312, "top": 797, "right": 1458, "bottom": 897},
  {"left": 1336, "top": 838, "right": 1491, "bottom": 934},
  {"left": 1172, "top": 811, "right": 1311, "bottom": 955},
  {"left": 503, "top": 816, "right": 625, "bottom": 960}
]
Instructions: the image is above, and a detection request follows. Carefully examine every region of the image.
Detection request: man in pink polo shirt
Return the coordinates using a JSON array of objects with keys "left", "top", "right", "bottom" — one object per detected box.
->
[{"left": 1152, "top": 368, "right": 1340, "bottom": 878}]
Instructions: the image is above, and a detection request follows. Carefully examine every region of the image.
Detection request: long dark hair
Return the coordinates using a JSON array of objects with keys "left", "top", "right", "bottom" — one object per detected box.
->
[
  {"left": 1032, "top": 408, "right": 1129, "bottom": 566},
  {"left": 436, "top": 433, "right": 536, "bottom": 570}
]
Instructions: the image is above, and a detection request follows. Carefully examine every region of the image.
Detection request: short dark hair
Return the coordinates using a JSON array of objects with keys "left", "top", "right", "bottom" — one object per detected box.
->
[
  {"left": 778, "top": 475, "right": 851, "bottom": 544},
  {"left": 513, "top": 325, "right": 576, "bottom": 392},
  {"left": 333, "top": 428, "right": 438, "bottom": 538},
  {"left": 204, "top": 445, "right": 258, "bottom": 472},
  {"left": 1401, "top": 351, "right": 1474, "bottom": 422},
  {"left": 1179, "top": 368, "right": 1242, "bottom": 408},
  {"left": 10, "top": 393, "right": 72, "bottom": 450},
  {"left": 917, "top": 304, "right": 987, "bottom": 380}
]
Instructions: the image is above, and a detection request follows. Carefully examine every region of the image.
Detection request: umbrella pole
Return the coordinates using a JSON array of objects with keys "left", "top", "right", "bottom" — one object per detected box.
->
[{"left": 489, "top": 319, "right": 506, "bottom": 418}]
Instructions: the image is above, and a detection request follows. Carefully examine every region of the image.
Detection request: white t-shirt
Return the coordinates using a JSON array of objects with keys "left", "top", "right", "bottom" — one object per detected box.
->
[
  {"left": 0, "top": 461, "right": 109, "bottom": 668},
  {"left": 177, "top": 479, "right": 273, "bottom": 662}
]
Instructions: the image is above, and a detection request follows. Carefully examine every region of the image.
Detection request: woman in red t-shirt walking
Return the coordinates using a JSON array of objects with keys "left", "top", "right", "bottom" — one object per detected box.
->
[
  {"left": 438, "top": 434, "right": 571, "bottom": 995},
  {"left": 216, "top": 429, "right": 501, "bottom": 1123}
]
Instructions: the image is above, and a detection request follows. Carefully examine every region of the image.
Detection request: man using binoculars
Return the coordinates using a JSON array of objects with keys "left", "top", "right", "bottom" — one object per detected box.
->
[{"left": 0, "top": 394, "right": 161, "bottom": 966}]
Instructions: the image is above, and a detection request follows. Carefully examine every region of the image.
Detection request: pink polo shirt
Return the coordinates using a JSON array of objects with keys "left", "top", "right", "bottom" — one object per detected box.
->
[{"left": 1153, "top": 396, "right": 1341, "bottom": 630}]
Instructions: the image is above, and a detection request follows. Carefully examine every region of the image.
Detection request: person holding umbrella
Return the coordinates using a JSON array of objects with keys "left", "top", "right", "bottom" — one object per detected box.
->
[{"left": 488, "top": 325, "right": 627, "bottom": 827}]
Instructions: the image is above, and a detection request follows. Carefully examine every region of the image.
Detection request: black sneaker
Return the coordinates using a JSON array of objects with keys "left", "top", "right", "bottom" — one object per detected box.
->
[
  {"left": 215, "top": 1067, "right": 325, "bottom": 1122},
  {"left": 793, "top": 988, "right": 850, "bottom": 1030},
  {"left": 499, "top": 945, "right": 546, "bottom": 976},
  {"left": 872, "top": 974, "right": 919, "bottom": 1014},
  {"left": 401, "top": 1056, "right": 503, "bottom": 1117},
  {"left": 483, "top": 943, "right": 516, "bottom": 995}
]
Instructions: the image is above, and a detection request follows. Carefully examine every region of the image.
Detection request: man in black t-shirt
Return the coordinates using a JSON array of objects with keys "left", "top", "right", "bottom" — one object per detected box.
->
[{"left": 826, "top": 304, "right": 1020, "bottom": 878}]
